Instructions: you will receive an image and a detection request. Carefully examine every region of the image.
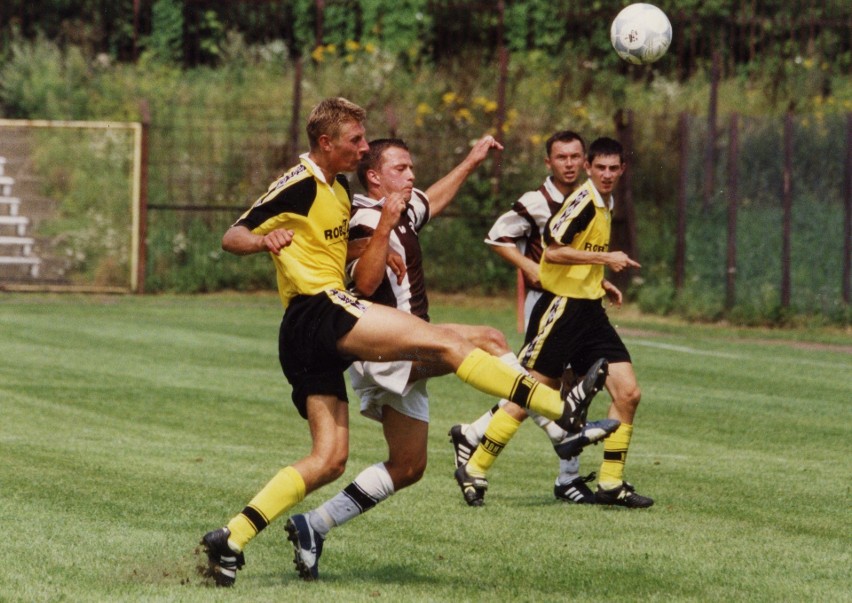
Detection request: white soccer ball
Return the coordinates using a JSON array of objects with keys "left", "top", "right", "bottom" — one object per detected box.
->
[{"left": 610, "top": 3, "right": 672, "bottom": 65}]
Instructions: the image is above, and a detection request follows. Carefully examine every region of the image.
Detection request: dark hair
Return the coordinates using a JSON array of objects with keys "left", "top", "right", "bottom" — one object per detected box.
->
[
  {"left": 587, "top": 137, "right": 624, "bottom": 163},
  {"left": 356, "top": 138, "right": 409, "bottom": 190},
  {"left": 545, "top": 130, "right": 585, "bottom": 157}
]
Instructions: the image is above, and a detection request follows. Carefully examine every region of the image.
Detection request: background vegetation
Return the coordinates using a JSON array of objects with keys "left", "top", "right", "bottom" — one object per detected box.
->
[{"left": 0, "top": 1, "right": 850, "bottom": 326}]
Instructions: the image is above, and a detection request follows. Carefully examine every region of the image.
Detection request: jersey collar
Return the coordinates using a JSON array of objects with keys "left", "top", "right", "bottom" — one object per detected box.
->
[
  {"left": 300, "top": 153, "right": 329, "bottom": 185},
  {"left": 587, "top": 181, "right": 614, "bottom": 210},
  {"left": 544, "top": 176, "right": 567, "bottom": 203}
]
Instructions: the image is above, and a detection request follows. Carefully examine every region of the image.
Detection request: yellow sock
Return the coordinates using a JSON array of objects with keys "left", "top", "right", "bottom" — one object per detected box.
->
[
  {"left": 598, "top": 423, "right": 633, "bottom": 489},
  {"left": 226, "top": 466, "right": 306, "bottom": 550},
  {"left": 467, "top": 408, "right": 522, "bottom": 476},
  {"left": 455, "top": 348, "right": 563, "bottom": 420}
]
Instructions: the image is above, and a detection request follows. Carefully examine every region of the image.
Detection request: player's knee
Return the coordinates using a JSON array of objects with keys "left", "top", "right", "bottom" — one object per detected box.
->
[
  {"left": 316, "top": 451, "right": 348, "bottom": 483},
  {"left": 619, "top": 385, "right": 641, "bottom": 411}
]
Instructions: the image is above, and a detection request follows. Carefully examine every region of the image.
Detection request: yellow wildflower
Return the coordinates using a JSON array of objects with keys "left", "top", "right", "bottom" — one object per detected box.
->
[{"left": 442, "top": 91, "right": 458, "bottom": 106}]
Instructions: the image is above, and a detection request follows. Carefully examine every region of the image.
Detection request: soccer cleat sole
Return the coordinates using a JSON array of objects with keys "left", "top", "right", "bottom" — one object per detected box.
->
[
  {"left": 553, "top": 418, "right": 620, "bottom": 460},
  {"left": 285, "top": 517, "right": 318, "bottom": 581},
  {"left": 197, "top": 528, "right": 245, "bottom": 588}
]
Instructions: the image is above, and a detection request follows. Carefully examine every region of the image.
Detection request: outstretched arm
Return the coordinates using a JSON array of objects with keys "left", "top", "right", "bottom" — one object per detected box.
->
[
  {"left": 351, "top": 192, "right": 407, "bottom": 296},
  {"left": 425, "top": 134, "right": 503, "bottom": 217},
  {"left": 222, "top": 224, "right": 294, "bottom": 255},
  {"left": 491, "top": 244, "right": 541, "bottom": 289},
  {"left": 544, "top": 244, "right": 641, "bottom": 272}
]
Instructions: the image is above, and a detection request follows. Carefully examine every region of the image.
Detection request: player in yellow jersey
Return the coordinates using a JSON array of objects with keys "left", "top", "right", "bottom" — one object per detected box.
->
[
  {"left": 456, "top": 137, "right": 654, "bottom": 509},
  {"left": 198, "top": 97, "right": 598, "bottom": 587}
]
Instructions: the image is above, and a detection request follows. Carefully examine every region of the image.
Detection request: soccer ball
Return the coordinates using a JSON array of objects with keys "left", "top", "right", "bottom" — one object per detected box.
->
[{"left": 610, "top": 3, "right": 672, "bottom": 65}]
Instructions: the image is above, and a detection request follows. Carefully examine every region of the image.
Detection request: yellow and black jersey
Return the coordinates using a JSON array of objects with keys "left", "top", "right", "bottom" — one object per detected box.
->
[
  {"left": 234, "top": 154, "right": 352, "bottom": 309},
  {"left": 540, "top": 179, "right": 613, "bottom": 300}
]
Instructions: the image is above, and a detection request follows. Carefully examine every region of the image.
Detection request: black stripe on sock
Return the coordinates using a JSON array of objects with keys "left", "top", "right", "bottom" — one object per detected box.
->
[
  {"left": 481, "top": 434, "right": 505, "bottom": 456},
  {"left": 603, "top": 450, "right": 627, "bottom": 462},
  {"left": 241, "top": 505, "right": 268, "bottom": 533},
  {"left": 343, "top": 482, "right": 379, "bottom": 513},
  {"left": 510, "top": 375, "right": 536, "bottom": 409}
]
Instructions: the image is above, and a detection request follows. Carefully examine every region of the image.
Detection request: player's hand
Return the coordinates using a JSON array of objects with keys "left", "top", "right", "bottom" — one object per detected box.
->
[
  {"left": 602, "top": 279, "right": 623, "bottom": 307},
  {"left": 263, "top": 228, "right": 294, "bottom": 254},
  {"left": 606, "top": 251, "right": 641, "bottom": 272},
  {"left": 522, "top": 265, "right": 541, "bottom": 289},
  {"left": 387, "top": 251, "right": 406, "bottom": 284},
  {"left": 378, "top": 192, "right": 406, "bottom": 231},
  {"left": 467, "top": 134, "right": 504, "bottom": 165}
]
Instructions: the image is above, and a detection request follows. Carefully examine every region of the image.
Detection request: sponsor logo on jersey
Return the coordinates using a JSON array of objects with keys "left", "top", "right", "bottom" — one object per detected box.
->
[
  {"left": 324, "top": 218, "right": 349, "bottom": 241},
  {"left": 584, "top": 242, "right": 609, "bottom": 252}
]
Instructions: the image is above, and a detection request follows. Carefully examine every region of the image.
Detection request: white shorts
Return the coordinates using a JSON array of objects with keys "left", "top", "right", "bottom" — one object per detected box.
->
[
  {"left": 348, "top": 359, "right": 430, "bottom": 423},
  {"left": 524, "top": 290, "right": 544, "bottom": 332}
]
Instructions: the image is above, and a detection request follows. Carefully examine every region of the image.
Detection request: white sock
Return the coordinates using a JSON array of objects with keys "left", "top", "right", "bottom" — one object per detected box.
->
[
  {"left": 467, "top": 407, "right": 496, "bottom": 445},
  {"left": 308, "top": 463, "right": 395, "bottom": 537},
  {"left": 555, "top": 456, "right": 581, "bottom": 486}
]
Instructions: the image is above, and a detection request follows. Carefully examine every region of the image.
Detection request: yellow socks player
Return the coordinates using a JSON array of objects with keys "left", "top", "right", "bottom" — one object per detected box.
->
[
  {"left": 455, "top": 408, "right": 522, "bottom": 506},
  {"left": 598, "top": 423, "right": 632, "bottom": 489},
  {"left": 226, "top": 466, "right": 306, "bottom": 551},
  {"left": 455, "top": 349, "right": 574, "bottom": 429}
]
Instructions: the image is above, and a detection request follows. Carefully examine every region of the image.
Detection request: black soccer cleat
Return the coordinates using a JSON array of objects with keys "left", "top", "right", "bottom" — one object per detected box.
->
[
  {"left": 285, "top": 514, "right": 324, "bottom": 581},
  {"left": 553, "top": 418, "right": 620, "bottom": 460},
  {"left": 448, "top": 424, "right": 476, "bottom": 469},
  {"left": 554, "top": 472, "right": 597, "bottom": 504},
  {"left": 555, "top": 358, "right": 609, "bottom": 433},
  {"left": 454, "top": 464, "right": 488, "bottom": 507},
  {"left": 197, "top": 527, "right": 245, "bottom": 587},
  {"left": 595, "top": 481, "right": 654, "bottom": 508}
]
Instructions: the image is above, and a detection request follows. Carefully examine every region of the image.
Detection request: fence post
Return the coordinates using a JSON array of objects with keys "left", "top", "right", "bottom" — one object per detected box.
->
[
  {"left": 288, "top": 55, "right": 303, "bottom": 165},
  {"left": 492, "top": 0, "right": 508, "bottom": 197},
  {"left": 844, "top": 113, "right": 851, "bottom": 305},
  {"left": 136, "top": 100, "right": 150, "bottom": 294},
  {"left": 725, "top": 113, "right": 739, "bottom": 310},
  {"left": 675, "top": 112, "right": 689, "bottom": 290},
  {"left": 702, "top": 51, "right": 721, "bottom": 210},
  {"left": 612, "top": 109, "right": 636, "bottom": 293},
  {"left": 781, "top": 111, "right": 794, "bottom": 309}
]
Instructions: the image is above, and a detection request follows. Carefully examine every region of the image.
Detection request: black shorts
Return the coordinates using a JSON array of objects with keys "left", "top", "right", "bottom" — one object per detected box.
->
[
  {"left": 519, "top": 292, "right": 631, "bottom": 380},
  {"left": 279, "top": 289, "right": 370, "bottom": 419}
]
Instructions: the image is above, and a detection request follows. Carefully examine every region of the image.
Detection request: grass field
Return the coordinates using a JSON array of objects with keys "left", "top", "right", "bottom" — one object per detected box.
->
[{"left": 1, "top": 292, "right": 849, "bottom": 602}]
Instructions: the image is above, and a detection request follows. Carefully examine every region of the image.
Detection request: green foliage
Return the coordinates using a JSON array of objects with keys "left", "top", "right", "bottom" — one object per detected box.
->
[
  {"left": 144, "top": 0, "right": 184, "bottom": 64},
  {"left": 29, "top": 128, "right": 135, "bottom": 287}
]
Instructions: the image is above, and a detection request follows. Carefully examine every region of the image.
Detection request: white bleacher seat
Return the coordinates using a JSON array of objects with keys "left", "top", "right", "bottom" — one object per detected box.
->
[
  {"left": 0, "top": 235, "right": 35, "bottom": 255},
  {"left": 0, "top": 157, "right": 6, "bottom": 176},
  {"left": 0, "top": 215, "right": 29, "bottom": 236},
  {"left": 0, "top": 255, "right": 41, "bottom": 277},
  {"left": 0, "top": 175, "right": 13, "bottom": 196},
  {"left": 0, "top": 196, "right": 21, "bottom": 216}
]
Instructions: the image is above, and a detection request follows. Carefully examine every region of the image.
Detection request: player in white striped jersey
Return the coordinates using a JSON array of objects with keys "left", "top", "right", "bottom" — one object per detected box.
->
[
  {"left": 285, "top": 135, "right": 520, "bottom": 579},
  {"left": 449, "top": 131, "right": 610, "bottom": 505}
]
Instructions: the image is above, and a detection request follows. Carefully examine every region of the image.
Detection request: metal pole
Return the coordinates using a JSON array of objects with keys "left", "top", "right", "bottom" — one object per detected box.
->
[
  {"left": 781, "top": 111, "right": 793, "bottom": 309},
  {"left": 675, "top": 112, "right": 689, "bottom": 290},
  {"left": 725, "top": 113, "right": 739, "bottom": 310}
]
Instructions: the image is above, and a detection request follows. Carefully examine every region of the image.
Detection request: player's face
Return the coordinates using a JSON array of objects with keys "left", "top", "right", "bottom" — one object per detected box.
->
[
  {"left": 327, "top": 120, "right": 369, "bottom": 174},
  {"left": 374, "top": 146, "right": 415, "bottom": 201},
  {"left": 585, "top": 154, "right": 624, "bottom": 195},
  {"left": 545, "top": 139, "right": 585, "bottom": 192}
]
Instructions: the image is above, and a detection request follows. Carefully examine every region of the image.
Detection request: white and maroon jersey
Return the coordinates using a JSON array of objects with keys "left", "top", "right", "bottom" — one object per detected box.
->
[
  {"left": 347, "top": 189, "right": 432, "bottom": 321},
  {"left": 484, "top": 176, "right": 567, "bottom": 292}
]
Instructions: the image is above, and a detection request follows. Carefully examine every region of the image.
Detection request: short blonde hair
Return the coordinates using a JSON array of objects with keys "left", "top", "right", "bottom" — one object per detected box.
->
[{"left": 306, "top": 97, "right": 367, "bottom": 149}]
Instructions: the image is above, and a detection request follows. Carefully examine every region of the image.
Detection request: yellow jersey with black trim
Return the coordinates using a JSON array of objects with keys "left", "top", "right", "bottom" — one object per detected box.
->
[
  {"left": 540, "top": 179, "right": 613, "bottom": 300},
  {"left": 233, "top": 154, "right": 352, "bottom": 309}
]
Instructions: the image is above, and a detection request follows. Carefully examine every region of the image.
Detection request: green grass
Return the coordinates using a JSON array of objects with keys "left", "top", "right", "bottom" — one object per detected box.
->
[{"left": 0, "top": 293, "right": 849, "bottom": 602}]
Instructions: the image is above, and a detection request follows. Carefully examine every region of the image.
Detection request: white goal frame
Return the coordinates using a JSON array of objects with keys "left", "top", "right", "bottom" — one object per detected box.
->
[{"left": 0, "top": 118, "right": 143, "bottom": 293}]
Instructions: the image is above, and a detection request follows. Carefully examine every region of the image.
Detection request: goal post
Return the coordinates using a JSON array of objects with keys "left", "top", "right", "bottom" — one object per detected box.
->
[{"left": 0, "top": 118, "right": 144, "bottom": 293}]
